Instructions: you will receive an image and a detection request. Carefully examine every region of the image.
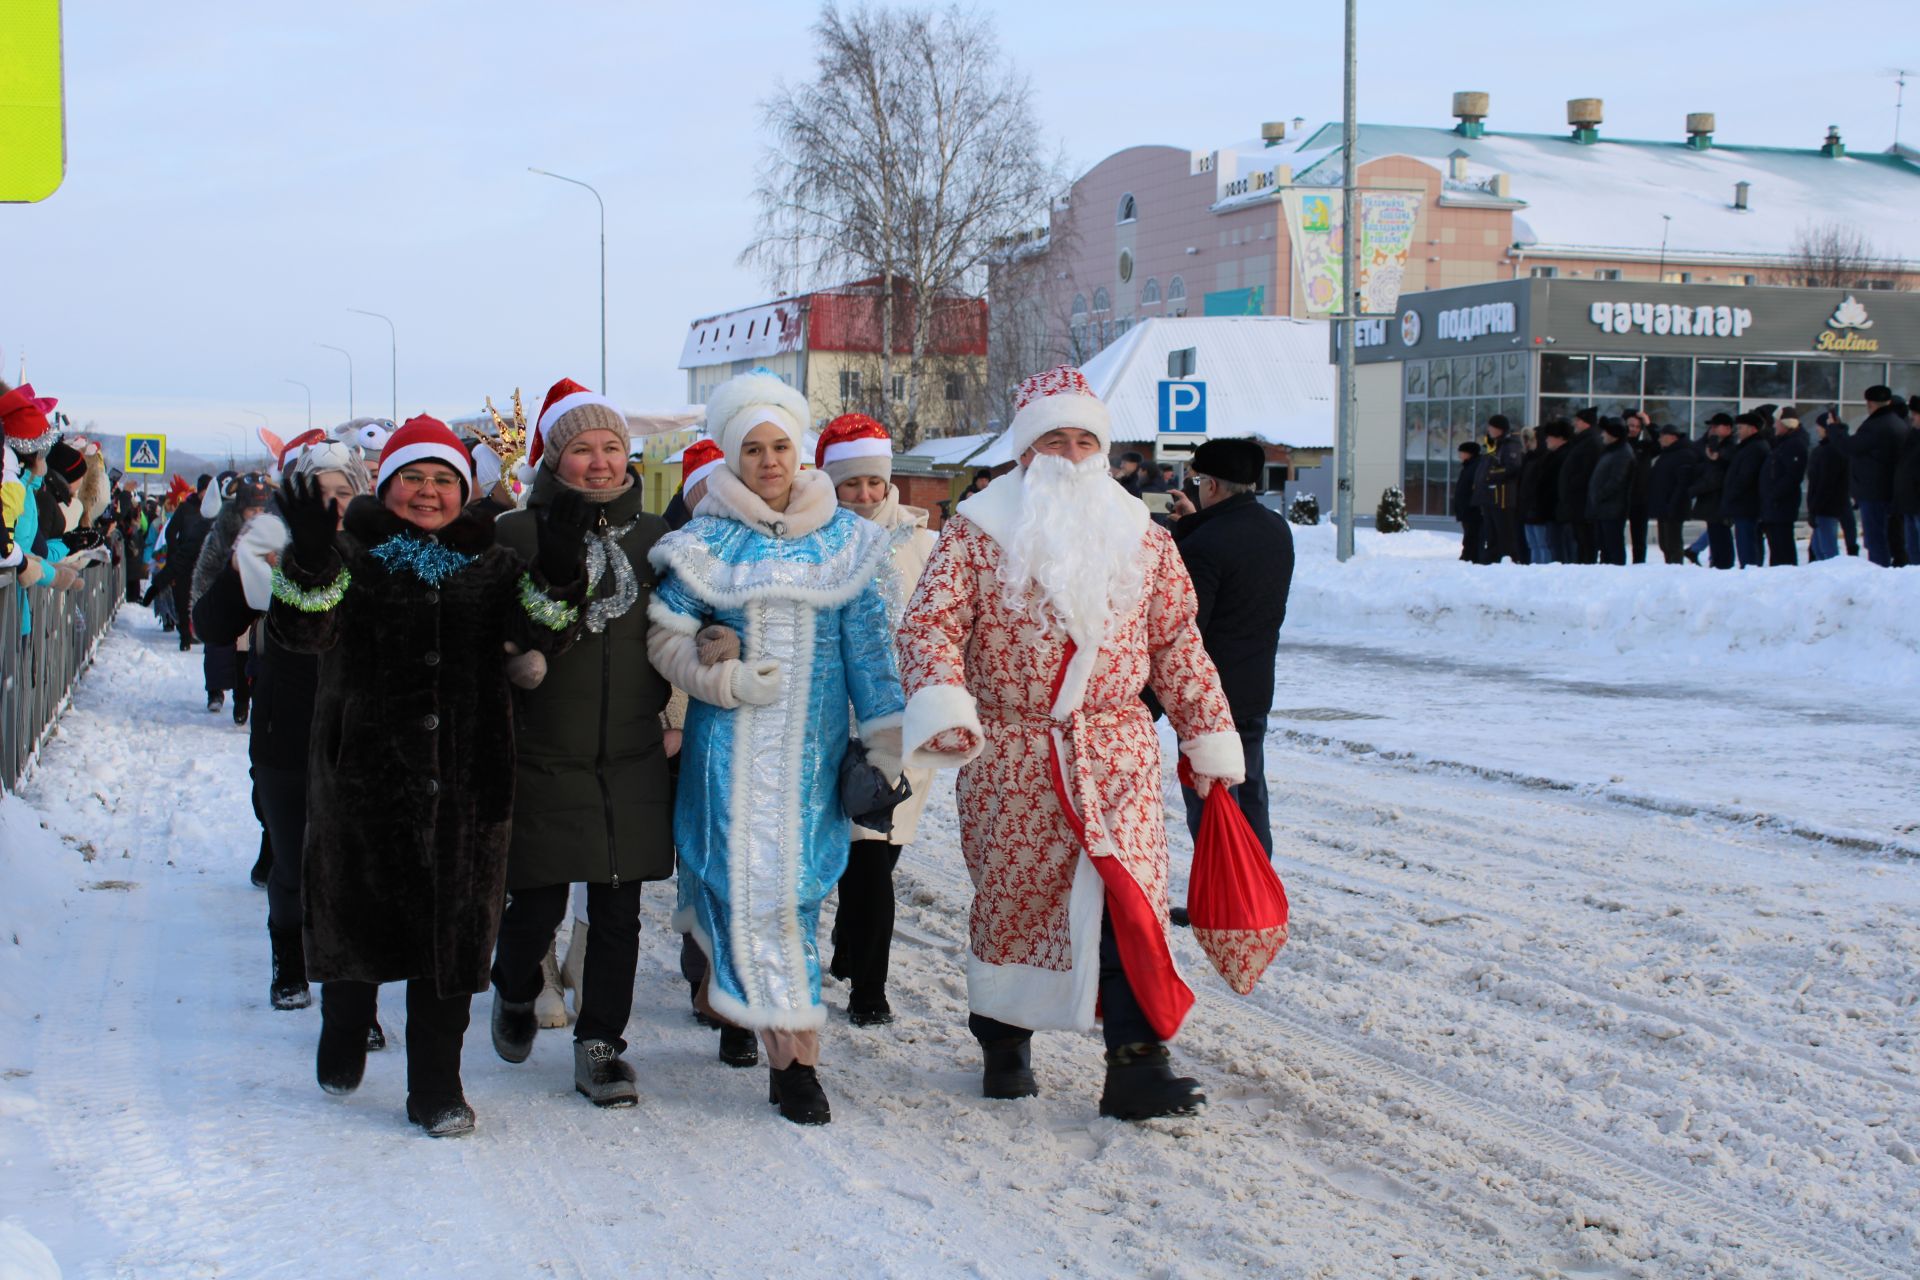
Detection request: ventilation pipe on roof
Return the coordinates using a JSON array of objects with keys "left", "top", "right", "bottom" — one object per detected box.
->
[
  {"left": 1568, "top": 98, "right": 1603, "bottom": 144},
  {"left": 1686, "top": 112, "right": 1715, "bottom": 150},
  {"left": 1733, "top": 180, "right": 1751, "bottom": 211},
  {"left": 1447, "top": 149, "right": 1470, "bottom": 181},
  {"left": 1291, "top": 116, "right": 1305, "bottom": 135},
  {"left": 1821, "top": 125, "right": 1846, "bottom": 158},
  {"left": 1452, "top": 91, "right": 1489, "bottom": 138},
  {"left": 1260, "top": 121, "right": 1288, "bottom": 147}
]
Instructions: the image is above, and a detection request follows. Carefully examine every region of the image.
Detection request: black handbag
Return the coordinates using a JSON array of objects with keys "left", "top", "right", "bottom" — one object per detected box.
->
[{"left": 839, "top": 739, "right": 912, "bottom": 835}]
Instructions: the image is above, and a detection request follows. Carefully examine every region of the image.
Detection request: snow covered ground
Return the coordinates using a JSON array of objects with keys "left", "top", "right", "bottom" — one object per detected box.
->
[{"left": 3, "top": 550, "right": 1916, "bottom": 1278}]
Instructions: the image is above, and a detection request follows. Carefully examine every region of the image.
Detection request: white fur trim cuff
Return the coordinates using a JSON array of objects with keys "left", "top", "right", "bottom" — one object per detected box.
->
[
  {"left": 1180, "top": 730, "right": 1246, "bottom": 785},
  {"left": 645, "top": 596, "right": 701, "bottom": 635},
  {"left": 902, "top": 683, "right": 984, "bottom": 769},
  {"left": 1007, "top": 392, "right": 1112, "bottom": 460},
  {"left": 856, "top": 711, "right": 904, "bottom": 741}
]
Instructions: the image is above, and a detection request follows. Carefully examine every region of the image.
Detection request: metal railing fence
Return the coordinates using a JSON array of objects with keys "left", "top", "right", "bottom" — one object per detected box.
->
[{"left": 2, "top": 544, "right": 124, "bottom": 793}]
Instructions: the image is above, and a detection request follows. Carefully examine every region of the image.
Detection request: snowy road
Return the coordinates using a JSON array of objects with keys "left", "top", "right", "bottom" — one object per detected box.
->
[{"left": 3, "top": 606, "right": 1916, "bottom": 1279}]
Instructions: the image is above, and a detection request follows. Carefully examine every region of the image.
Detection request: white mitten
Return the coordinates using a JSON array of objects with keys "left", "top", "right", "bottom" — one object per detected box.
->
[{"left": 730, "top": 659, "right": 782, "bottom": 706}]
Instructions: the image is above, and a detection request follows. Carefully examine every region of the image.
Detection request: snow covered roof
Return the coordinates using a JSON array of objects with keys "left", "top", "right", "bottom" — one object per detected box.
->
[
  {"left": 1080, "top": 316, "right": 1333, "bottom": 447},
  {"left": 1213, "top": 123, "right": 1920, "bottom": 265},
  {"left": 903, "top": 431, "right": 997, "bottom": 466}
]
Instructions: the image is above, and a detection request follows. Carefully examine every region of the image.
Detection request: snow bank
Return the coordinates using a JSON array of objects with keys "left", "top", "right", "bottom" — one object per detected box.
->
[
  {"left": 0, "top": 796, "right": 78, "bottom": 1026},
  {"left": 0, "top": 1219, "right": 61, "bottom": 1280},
  {"left": 1287, "top": 525, "right": 1920, "bottom": 687}
]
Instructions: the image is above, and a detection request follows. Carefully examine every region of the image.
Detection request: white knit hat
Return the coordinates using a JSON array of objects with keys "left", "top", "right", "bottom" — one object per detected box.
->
[
  {"left": 1006, "top": 365, "right": 1111, "bottom": 461},
  {"left": 703, "top": 370, "right": 811, "bottom": 474}
]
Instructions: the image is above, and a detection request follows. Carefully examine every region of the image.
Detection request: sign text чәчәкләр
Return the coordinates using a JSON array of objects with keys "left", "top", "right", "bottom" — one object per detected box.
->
[{"left": 1589, "top": 300, "right": 1753, "bottom": 339}]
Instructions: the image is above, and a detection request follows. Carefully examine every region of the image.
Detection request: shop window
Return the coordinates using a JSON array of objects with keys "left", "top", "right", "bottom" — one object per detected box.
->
[
  {"left": 1591, "top": 356, "right": 1642, "bottom": 398},
  {"left": 1403, "top": 407, "right": 1430, "bottom": 516},
  {"left": 1536, "top": 396, "right": 1582, "bottom": 424},
  {"left": 1641, "top": 399, "right": 1690, "bottom": 433},
  {"left": 1501, "top": 396, "right": 1525, "bottom": 426},
  {"left": 1429, "top": 359, "right": 1452, "bottom": 399},
  {"left": 1643, "top": 356, "right": 1692, "bottom": 398},
  {"left": 1142, "top": 277, "right": 1162, "bottom": 305},
  {"left": 1502, "top": 352, "right": 1526, "bottom": 391},
  {"left": 1428, "top": 409, "right": 1453, "bottom": 515},
  {"left": 1889, "top": 363, "right": 1920, "bottom": 395},
  {"left": 1539, "top": 353, "right": 1590, "bottom": 396},
  {"left": 1694, "top": 359, "right": 1739, "bottom": 398},
  {"left": 1451, "top": 358, "right": 1473, "bottom": 400},
  {"left": 1118, "top": 193, "right": 1137, "bottom": 224},
  {"left": 1794, "top": 361, "right": 1839, "bottom": 402},
  {"left": 1694, "top": 400, "right": 1739, "bottom": 429},
  {"left": 1092, "top": 288, "right": 1111, "bottom": 313},
  {"left": 1404, "top": 361, "right": 1427, "bottom": 399},
  {"left": 1741, "top": 360, "right": 1793, "bottom": 400},
  {"left": 1842, "top": 360, "right": 1889, "bottom": 402},
  {"left": 1476, "top": 355, "right": 1500, "bottom": 395}
]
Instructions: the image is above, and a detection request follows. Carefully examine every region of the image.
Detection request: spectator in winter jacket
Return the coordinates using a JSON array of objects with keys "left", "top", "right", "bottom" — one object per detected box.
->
[
  {"left": 1685, "top": 414, "right": 1737, "bottom": 563},
  {"left": 1805, "top": 415, "right": 1852, "bottom": 561},
  {"left": 1722, "top": 413, "right": 1772, "bottom": 569},
  {"left": 1647, "top": 424, "right": 1697, "bottom": 564},
  {"left": 1624, "top": 409, "right": 1657, "bottom": 563},
  {"left": 1557, "top": 407, "right": 1604, "bottom": 563},
  {"left": 1453, "top": 442, "right": 1484, "bottom": 562},
  {"left": 1690, "top": 435, "right": 1735, "bottom": 569},
  {"left": 1894, "top": 398, "right": 1920, "bottom": 567},
  {"left": 1113, "top": 451, "right": 1150, "bottom": 498},
  {"left": 1477, "top": 414, "right": 1524, "bottom": 564},
  {"left": 1758, "top": 409, "right": 1810, "bottom": 566},
  {"left": 1844, "top": 387, "right": 1907, "bottom": 566},
  {"left": 1587, "top": 418, "right": 1634, "bottom": 565},
  {"left": 1520, "top": 426, "right": 1566, "bottom": 564}
]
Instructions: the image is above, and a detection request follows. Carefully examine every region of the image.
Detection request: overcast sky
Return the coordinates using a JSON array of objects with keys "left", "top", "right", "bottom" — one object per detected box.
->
[{"left": 5, "top": 0, "right": 1913, "bottom": 453}]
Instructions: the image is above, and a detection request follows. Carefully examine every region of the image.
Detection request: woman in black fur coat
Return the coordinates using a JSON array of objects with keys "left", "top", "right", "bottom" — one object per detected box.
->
[{"left": 269, "top": 415, "right": 589, "bottom": 1138}]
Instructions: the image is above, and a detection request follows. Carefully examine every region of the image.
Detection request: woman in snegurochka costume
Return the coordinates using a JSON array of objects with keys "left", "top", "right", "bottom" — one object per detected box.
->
[
  {"left": 646, "top": 371, "right": 906, "bottom": 1126},
  {"left": 269, "top": 414, "right": 590, "bottom": 1138}
]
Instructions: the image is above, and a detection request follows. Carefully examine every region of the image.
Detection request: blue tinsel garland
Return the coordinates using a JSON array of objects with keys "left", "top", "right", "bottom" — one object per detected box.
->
[{"left": 368, "top": 534, "right": 475, "bottom": 587}]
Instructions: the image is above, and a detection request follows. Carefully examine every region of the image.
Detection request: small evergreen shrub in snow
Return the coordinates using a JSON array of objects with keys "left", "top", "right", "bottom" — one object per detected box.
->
[
  {"left": 1375, "top": 486, "right": 1409, "bottom": 533},
  {"left": 1287, "top": 494, "right": 1321, "bottom": 525}
]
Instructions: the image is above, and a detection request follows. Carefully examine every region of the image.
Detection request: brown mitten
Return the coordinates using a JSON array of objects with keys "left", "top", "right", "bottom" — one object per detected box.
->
[
  {"left": 503, "top": 641, "right": 548, "bottom": 690},
  {"left": 696, "top": 624, "right": 740, "bottom": 666}
]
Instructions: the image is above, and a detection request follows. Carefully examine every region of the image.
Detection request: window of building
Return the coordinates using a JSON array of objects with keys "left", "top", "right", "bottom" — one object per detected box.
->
[
  {"left": 1142, "top": 277, "right": 1162, "bottom": 305},
  {"left": 1732, "top": 274, "right": 1757, "bottom": 286},
  {"left": 839, "top": 370, "right": 861, "bottom": 400},
  {"left": 1661, "top": 271, "right": 1693, "bottom": 284},
  {"left": 1593, "top": 268, "right": 1622, "bottom": 281},
  {"left": 1529, "top": 266, "right": 1558, "bottom": 279},
  {"left": 1118, "top": 249, "right": 1134, "bottom": 283},
  {"left": 1795, "top": 360, "right": 1839, "bottom": 402},
  {"left": 1118, "top": 193, "right": 1137, "bottom": 223},
  {"left": 944, "top": 372, "right": 964, "bottom": 401},
  {"left": 1742, "top": 360, "right": 1793, "bottom": 399},
  {"left": 890, "top": 375, "right": 905, "bottom": 401},
  {"left": 1092, "top": 288, "right": 1111, "bottom": 313},
  {"left": 1167, "top": 276, "right": 1186, "bottom": 302},
  {"left": 1856, "top": 279, "right": 1895, "bottom": 291},
  {"left": 1072, "top": 293, "right": 1088, "bottom": 319}
]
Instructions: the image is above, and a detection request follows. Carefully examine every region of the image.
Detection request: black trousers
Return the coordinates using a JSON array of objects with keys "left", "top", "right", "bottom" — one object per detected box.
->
[
  {"left": 1575, "top": 520, "right": 1599, "bottom": 564},
  {"left": 968, "top": 912, "right": 1153, "bottom": 1053},
  {"left": 831, "top": 839, "right": 901, "bottom": 996},
  {"left": 1707, "top": 521, "right": 1735, "bottom": 569},
  {"left": 1596, "top": 520, "right": 1627, "bottom": 566},
  {"left": 1628, "top": 506, "right": 1649, "bottom": 564},
  {"left": 1762, "top": 520, "right": 1798, "bottom": 566},
  {"left": 493, "top": 880, "right": 643, "bottom": 1052},
  {"left": 1656, "top": 517, "right": 1687, "bottom": 564},
  {"left": 324, "top": 979, "right": 466, "bottom": 1103},
  {"left": 254, "top": 765, "right": 307, "bottom": 934},
  {"left": 1477, "top": 507, "right": 1519, "bottom": 564},
  {"left": 1458, "top": 511, "right": 1484, "bottom": 562},
  {"left": 1840, "top": 504, "right": 1859, "bottom": 555}
]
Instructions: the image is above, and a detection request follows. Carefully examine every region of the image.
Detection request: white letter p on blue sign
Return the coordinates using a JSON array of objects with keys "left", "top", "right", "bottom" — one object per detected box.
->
[{"left": 1158, "top": 380, "right": 1207, "bottom": 435}]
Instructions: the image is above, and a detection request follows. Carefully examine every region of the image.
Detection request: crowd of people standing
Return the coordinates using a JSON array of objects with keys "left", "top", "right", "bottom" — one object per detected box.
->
[{"left": 1453, "top": 386, "right": 1920, "bottom": 569}]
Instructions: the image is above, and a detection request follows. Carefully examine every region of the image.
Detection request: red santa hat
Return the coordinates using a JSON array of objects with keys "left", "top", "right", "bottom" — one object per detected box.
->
[
  {"left": 274, "top": 428, "right": 328, "bottom": 476},
  {"left": 523, "top": 377, "right": 627, "bottom": 482},
  {"left": 680, "top": 437, "right": 724, "bottom": 494},
  {"left": 1, "top": 383, "right": 61, "bottom": 455},
  {"left": 377, "top": 415, "right": 474, "bottom": 500},
  {"left": 703, "top": 370, "right": 811, "bottom": 474},
  {"left": 815, "top": 413, "right": 893, "bottom": 487},
  {"left": 1007, "top": 365, "right": 1111, "bottom": 461}
]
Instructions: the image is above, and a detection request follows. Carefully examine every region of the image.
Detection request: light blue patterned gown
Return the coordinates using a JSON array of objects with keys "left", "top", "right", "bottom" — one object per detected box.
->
[{"left": 649, "top": 507, "right": 905, "bottom": 1031}]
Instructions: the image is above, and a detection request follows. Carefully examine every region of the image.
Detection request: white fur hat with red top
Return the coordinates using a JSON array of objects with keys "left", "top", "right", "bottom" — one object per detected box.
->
[
  {"left": 377, "top": 415, "right": 474, "bottom": 501},
  {"left": 520, "top": 377, "right": 627, "bottom": 483},
  {"left": 1007, "top": 364, "right": 1111, "bottom": 460},
  {"left": 815, "top": 413, "right": 893, "bottom": 487}
]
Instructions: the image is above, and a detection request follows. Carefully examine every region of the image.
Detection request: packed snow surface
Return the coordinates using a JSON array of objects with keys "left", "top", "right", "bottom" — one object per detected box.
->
[{"left": 2, "top": 553, "right": 1916, "bottom": 1277}]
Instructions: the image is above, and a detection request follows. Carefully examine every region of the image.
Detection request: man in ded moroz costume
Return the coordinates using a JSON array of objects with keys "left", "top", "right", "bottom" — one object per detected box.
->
[{"left": 896, "top": 365, "right": 1243, "bottom": 1121}]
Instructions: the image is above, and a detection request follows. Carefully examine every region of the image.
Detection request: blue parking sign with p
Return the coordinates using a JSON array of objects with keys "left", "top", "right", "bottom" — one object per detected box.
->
[
  {"left": 1158, "top": 380, "right": 1206, "bottom": 434},
  {"left": 125, "top": 434, "right": 166, "bottom": 474}
]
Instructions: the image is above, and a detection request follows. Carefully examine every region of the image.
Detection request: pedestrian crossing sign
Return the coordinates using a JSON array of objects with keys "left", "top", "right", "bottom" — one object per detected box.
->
[{"left": 125, "top": 434, "right": 166, "bottom": 474}]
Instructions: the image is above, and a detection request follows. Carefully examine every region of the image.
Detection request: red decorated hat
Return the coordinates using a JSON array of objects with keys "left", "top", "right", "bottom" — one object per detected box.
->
[
  {"left": 815, "top": 413, "right": 893, "bottom": 486},
  {"left": 1007, "top": 364, "right": 1110, "bottom": 460},
  {"left": 1, "top": 382, "right": 61, "bottom": 454},
  {"left": 526, "top": 376, "right": 625, "bottom": 479},
  {"left": 377, "top": 414, "right": 474, "bottom": 500},
  {"left": 680, "top": 437, "right": 724, "bottom": 492}
]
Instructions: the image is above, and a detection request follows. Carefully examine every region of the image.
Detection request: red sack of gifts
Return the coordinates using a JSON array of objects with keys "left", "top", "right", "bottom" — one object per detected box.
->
[{"left": 1180, "top": 759, "right": 1289, "bottom": 994}]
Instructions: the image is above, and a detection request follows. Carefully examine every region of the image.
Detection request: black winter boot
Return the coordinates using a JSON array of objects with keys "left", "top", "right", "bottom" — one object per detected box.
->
[
  {"left": 980, "top": 1037, "right": 1039, "bottom": 1100},
  {"left": 406, "top": 1095, "right": 475, "bottom": 1138},
  {"left": 316, "top": 1014, "right": 368, "bottom": 1095},
  {"left": 269, "top": 926, "right": 309, "bottom": 1010},
  {"left": 367, "top": 1020, "right": 386, "bottom": 1051},
  {"left": 1098, "top": 1043, "right": 1205, "bottom": 1121},
  {"left": 847, "top": 990, "right": 893, "bottom": 1027},
  {"left": 718, "top": 1026, "right": 759, "bottom": 1067},
  {"left": 490, "top": 988, "right": 537, "bottom": 1064},
  {"left": 767, "top": 1064, "right": 831, "bottom": 1125}
]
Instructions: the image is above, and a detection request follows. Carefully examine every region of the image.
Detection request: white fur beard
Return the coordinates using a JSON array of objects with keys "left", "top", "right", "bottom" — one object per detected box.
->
[{"left": 996, "top": 453, "right": 1147, "bottom": 645}]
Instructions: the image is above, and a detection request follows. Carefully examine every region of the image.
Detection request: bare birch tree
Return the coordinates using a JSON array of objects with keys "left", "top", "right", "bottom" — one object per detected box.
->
[
  {"left": 743, "top": 2, "right": 1055, "bottom": 448},
  {"left": 1768, "top": 220, "right": 1904, "bottom": 289}
]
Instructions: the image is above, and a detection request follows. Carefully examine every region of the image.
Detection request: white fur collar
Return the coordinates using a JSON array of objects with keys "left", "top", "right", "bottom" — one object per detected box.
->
[
  {"left": 696, "top": 466, "right": 837, "bottom": 538},
  {"left": 953, "top": 465, "right": 1148, "bottom": 548}
]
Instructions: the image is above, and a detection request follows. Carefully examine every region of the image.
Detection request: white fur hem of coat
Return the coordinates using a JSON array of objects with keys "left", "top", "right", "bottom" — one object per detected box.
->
[
  {"left": 1180, "top": 730, "right": 1247, "bottom": 784},
  {"left": 672, "top": 911, "right": 830, "bottom": 1033},
  {"left": 902, "top": 683, "right": 984, "bottom": 769},
  {"left": 964, "top": 852, "right": 1103, "bottom": 1033}
]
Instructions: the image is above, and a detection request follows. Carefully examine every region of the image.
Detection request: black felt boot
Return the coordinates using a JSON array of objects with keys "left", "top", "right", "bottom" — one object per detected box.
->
[
  {"left": 316, "top": 983, "right": 372, "bottom": 1095},
  {"left": 490, "top": 987, "right": 537, "bottom": 1064},
  {"left": 767, "top": 1064, "right": 831, "bottom": 1125},
  {"left": 269, "top": 926, "right": 309, "bottom": 1010},
  {"left": 718, "top": 1026, "right": 759, "bottom": 1067},
  {"left": 1098, "top": 1043, "right": 1205, "bottom": 1121},
  {"left": 980, "top": 1036, "right": 1038, "bottom": 1100}
]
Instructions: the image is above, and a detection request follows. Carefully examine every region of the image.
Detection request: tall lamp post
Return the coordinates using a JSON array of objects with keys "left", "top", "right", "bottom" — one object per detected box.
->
[
  {"left": 1334, "top": 0, "right": 1360, "bottom": 562},
  {"left": 238, "top": 409, "right": 269, "bottom": 464},
  {"left": 528, "top": 166, "right": 607, "bottom": 394},
  {"left": 317, "top": 343, "right": 355, "bottom": 421},
  {"left": 348, "top": 308, "right": 397, "bottom": 421},
  {"left": 284, "top": 378, "right": 312, "bottom": 430}
]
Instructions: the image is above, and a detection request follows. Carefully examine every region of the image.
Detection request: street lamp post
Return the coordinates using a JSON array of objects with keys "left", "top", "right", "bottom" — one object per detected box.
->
[
  {"left": 317, "top": 343, "right": 355, "bottom": 421},
  {"left": 1334, "top": 0, "right": 1360, "bottom": 562},
  {"left": 239, "top": 409, "right": 269, "bottom": 463},
  {"left": 284, "top": 378, "right": 312, "bottom": 430},
  {"left": 348, "top": 308, "right": 397, "bottom": 421},
  {"left": 528, "top": 166, "right": 607, "bottom": 394}
]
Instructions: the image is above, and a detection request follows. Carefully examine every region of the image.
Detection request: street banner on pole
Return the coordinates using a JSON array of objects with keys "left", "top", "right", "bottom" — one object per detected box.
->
[
  {"left": 1283, "top": 189, "right": 1425, "bottom": 317},
  {"left": 124, "top": 435, "right": 167, "bottom": 475},
  {"left": 0, "top": 0, "right": 65, "bottom": 203}
]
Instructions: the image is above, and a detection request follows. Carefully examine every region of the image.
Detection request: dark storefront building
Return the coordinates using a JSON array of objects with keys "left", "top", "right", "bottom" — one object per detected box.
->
[{"left": 1351, "top": 279, "right": 1920, "bottom": 518}]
